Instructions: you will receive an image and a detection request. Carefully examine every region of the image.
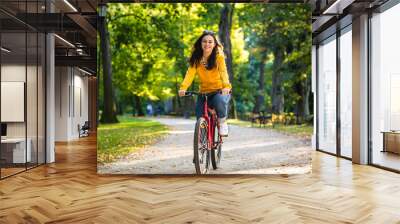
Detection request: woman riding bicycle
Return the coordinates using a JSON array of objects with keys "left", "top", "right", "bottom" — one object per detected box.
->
[{"left": 178, "top": 30, "right": 232, "bottom": 136}]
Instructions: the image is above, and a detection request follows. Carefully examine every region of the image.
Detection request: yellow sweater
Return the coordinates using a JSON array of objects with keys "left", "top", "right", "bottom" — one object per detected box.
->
[{"left": 179, "top": 53, "right": 232, "bottom": 93}]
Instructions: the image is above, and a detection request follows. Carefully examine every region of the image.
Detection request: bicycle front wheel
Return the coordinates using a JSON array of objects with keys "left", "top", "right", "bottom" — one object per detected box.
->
[
  {"left": 193, "top": 117, "right": 210, "bottom": 174},
  {"left": 211, "top": 122, "right": 222, "bottom": 170}
]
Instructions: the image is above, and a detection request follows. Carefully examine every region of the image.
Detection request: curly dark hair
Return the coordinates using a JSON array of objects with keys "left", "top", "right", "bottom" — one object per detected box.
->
[{"left": 189, "top": 30, "right": 223, "bottom": 70}]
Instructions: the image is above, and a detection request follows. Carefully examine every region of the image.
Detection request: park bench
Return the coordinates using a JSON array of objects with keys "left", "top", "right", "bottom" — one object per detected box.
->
[
  {"left": 78, "top": 121, "right": 90, "bottom": 138},
  {"left": 250, "top": 111, "right": 271, "bottom": 128}
]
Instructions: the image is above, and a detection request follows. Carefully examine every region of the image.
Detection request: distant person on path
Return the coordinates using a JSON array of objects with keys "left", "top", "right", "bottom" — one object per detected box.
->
[
  {"left": 146, "top": 103, "right": 153, "bottom": 116},
  {"left": 178, "top": 30, "right": 232, "bottom": 136}
]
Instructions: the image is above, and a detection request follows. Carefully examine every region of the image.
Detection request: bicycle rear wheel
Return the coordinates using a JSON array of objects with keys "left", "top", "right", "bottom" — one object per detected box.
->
[
  {"left": 211, "top": 122, "right": 222, "bottom": 169},
  {"left": 193, "top": 117, "right": 210, "bottom": 174}
]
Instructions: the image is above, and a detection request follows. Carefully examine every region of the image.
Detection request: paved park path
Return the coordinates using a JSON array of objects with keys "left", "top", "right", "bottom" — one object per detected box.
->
[{"left": 98, "top": 117, "right": 312, "bottom": 174}]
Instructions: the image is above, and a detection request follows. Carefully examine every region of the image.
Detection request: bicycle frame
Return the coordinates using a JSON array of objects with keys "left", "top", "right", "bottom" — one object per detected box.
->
[
  {"left": 183, "top": 90, "right": 225, "bottom": 151},
  {"left": 202, "top": 95, "right": 222, "bottom": 151}
]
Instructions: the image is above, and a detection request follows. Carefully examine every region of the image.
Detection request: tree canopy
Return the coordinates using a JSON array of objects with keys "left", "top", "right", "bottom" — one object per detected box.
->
[{"left": 99, "top": 3, "right": 312, "bottom": 122}]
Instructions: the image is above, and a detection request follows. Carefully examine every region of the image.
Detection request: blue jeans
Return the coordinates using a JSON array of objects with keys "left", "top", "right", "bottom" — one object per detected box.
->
[{"left": 195, "top": 93, "right": 231, "bottom": 119}]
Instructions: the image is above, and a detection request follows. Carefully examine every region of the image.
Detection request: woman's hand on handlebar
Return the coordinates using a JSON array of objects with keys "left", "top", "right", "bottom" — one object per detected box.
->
[
  {"left": 178, "top": 90, "right": 186, "bottom": 97},
  {"left": 221, "top": 88, "right": 231, "bottom": 95}
]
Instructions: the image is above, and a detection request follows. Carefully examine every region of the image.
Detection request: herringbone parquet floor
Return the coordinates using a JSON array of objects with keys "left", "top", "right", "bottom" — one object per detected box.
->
[{"left": 1, "top": 135, "right": 400, "bottom": 223}]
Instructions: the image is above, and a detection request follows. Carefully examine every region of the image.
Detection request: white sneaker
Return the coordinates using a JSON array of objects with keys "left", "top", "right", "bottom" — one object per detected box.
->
[{"left": 219, "top": 117, "right": 229, "bottom": 137}]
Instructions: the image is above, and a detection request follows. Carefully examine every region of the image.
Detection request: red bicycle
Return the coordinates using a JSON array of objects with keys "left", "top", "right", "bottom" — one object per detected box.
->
[{"left": 183, "top": 91, "right": 224, "bottom": 174}]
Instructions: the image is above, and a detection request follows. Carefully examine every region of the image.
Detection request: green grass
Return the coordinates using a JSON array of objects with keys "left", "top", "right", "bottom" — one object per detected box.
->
[
  {"left": 97, "top": 116, "right": 168, "bottom": 164},
  {"left": 228, "top": 119, "right": 313, "bottom": 138}
]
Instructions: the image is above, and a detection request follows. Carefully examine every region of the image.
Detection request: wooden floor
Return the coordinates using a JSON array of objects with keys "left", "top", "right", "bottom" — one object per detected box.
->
[
  {"left": 1, "top": 136, "right": 400, "bottom": 223},
  {"left": 373, "top": 151, "right": 400, "bottom": 171},
  {"left": 0, "top": 167, "right": 26, "bottom": 177}
]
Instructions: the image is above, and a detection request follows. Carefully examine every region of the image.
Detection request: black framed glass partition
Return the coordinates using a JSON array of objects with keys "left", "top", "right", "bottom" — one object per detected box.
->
[
  {"left": 0, "top": 32, "right": 28, "bottom": 177},
  {"left": 313, "top": 0, "right": 400, "bottom": 172},
  {"left": 27, "top": 27, "right": 38, "bottom": 170},
  {"left": 370, "top": 2, "right": 400, "bottom": 171},
  {"left": 317, "top": 34, "right": 337, "bottom": 155},
  {"left": 339, "top": 25, "right": 352, "bottom": 159},
  {"left": 315, "top": 21, "right": 353, "bottom": 159},
  {"left": 0, "top": 3, "right": 28, "bottom": 178},
  {"left": 0, "top": 0, "right": 46, "bottom": 179}
]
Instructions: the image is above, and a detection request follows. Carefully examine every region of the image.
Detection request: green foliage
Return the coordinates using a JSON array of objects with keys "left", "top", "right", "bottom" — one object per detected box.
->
[
  {"left": 107, "top": 4, "right": 180, "bottom": 108},
  {"left": 97, "top": 115, "right": 168, "bottom": 163},
  {"left": 228, "top": 119, "right": 313, "bottom": 138},
  {"left": 237, "top": 4, "right": 312, "bottom": 114},
  {"left": 103, "top": 3, "right": 312, "bottom": 120}
]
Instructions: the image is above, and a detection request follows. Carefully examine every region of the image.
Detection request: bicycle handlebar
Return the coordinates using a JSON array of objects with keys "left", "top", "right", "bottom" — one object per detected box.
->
[{"left": 181, "top": 90, "right": 231, "bottom": 97}]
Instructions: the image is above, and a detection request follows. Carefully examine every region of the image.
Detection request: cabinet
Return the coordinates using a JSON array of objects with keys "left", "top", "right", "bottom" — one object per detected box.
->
[
  {"left": 0, "top": 138, "right": 32, "bottom": 165},
  {"left": 382, "top": 131, "right": 400, "bottom": 154}
]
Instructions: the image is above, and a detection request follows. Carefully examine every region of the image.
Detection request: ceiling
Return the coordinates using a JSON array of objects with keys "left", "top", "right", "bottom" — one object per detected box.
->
[
  {"left": 0, "top": 0, "right": 98, "bottom": 74},
  {"left": 311, "top": 0, "right": 389, "bottom": 41}
]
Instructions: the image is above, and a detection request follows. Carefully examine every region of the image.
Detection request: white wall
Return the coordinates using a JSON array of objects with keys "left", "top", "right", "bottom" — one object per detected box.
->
[
  {"left": 1, "top": 65, "right": 26, "bottom": 81},
  {"left": 55, "top": 66, "right": 69, "bottom": 141},
  {"left": 55, "top": 67, "right": 89, "bottom": 141},
  {"left": 73, "top": 72, "right": 89, "bottom": 137}
]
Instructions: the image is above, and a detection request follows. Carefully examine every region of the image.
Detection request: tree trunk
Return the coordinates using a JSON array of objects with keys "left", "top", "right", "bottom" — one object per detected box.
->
[
  {"left": 294, "top": 75, "right": 311, "bottom": 124},
  {"left": 175, "top": 79, "right": 181, "bottom": 109},
  {"left": 294, "top": 81, "right": 303, "bottom": 124},
  {"left": 172, "top": 96, "right": 178, "bottom": 115},
  {"left": 253, "top": 53, "right": 267, "bottom": 113},
  {"left": 132, "top": 96, "right": 136, "bottom": 116},
  {"left": 303, "top": 74, "right": 311, "bottom": 118},
  {"left": 117, "top": 101, "right": 123, "bottom": 115},
  {"left": 254, "top": 61, "right": 265, "bottom": 113},
  {"left": 218, "top": 3, "right": 237, "bottom": 119},
  {"left": 99, "top": 5, "right": 118, "bottom": 123},
  {"left": 218, "top": 3, "right": 234, "bottom": 84},
  {"left": 181, "top": 68, "right": 190, "bottom": 118},
  {"left": 271, "top": 48, "right": 284, "bottom": 114},
  {"left": 134, "top": 95, "right": 144, "bottom": 116}
]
